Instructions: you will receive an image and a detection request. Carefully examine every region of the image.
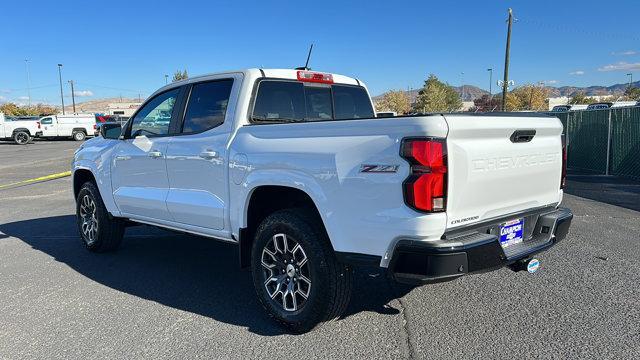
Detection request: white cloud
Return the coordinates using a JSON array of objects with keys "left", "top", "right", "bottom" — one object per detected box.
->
[
  {"left": 569, "top": 70, "right": 585, "bottom": 75},
  {"left": 0, "top": 89, "right": 10, "bottom": 94},
  {"left": 74, "top": 90, "right": 93, "bottom": 97},
  {"left": 0, "top": 95, "right": 6, "bottom": 102},
  {"left": 598, "top": 62, "right": 640, "bottom": 72},
  {"left": 17, "top": 96, "right": 29, "bottom": 100},
  {"left": 611, "top": 50, "right": 638, "bottom": 56}
]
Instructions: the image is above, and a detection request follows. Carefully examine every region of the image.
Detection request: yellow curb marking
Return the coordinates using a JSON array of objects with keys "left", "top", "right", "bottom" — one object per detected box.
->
[{"left": 0, "top": 171, "right": 72, "bottom": 190}]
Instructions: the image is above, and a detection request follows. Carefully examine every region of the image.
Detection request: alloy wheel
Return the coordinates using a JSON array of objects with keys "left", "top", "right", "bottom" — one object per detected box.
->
[
  {"left": 261, "top": 233, "right": 312, "bottom": 312},
  {"left": 15, "top": 133, "right": 29, "bottom": 144},
  {"left": 79, "top": 194, "right": 98, "bottom": 245}
]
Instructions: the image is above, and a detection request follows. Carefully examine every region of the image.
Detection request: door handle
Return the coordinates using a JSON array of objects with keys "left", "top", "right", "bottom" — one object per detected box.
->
[
  {"left": 148, "top": 150, "right": 163, "bottom": 158},
  {"left": 115, "top": 155, "right": 131, "bottom": 161},
  {"left": 199, "top": 150, "right": 219, "bottom": 160}
]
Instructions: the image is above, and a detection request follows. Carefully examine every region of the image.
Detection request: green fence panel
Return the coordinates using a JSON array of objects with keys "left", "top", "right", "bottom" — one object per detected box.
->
[
  {"left": 565, "top": 110, "right": 609, "bottom": 174},
  {"left": 610, "top": 107, "right": 640, "bottom": 179}
]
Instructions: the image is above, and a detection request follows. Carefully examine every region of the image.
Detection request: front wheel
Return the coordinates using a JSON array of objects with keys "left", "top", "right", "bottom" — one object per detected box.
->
[
  {"left": 76, "top": 181, "right": 125, "bottom": 252},
  {"left": 251, "top": 209, "right": 352, "bottom": 333},
  {"left": 13, "top": 131, "right": 30, "bottom": 145}
]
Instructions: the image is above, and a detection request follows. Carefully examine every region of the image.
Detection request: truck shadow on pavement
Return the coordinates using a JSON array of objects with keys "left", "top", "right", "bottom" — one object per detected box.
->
[{"left": 0, "top": 215, "right": 411, "bottom": 335}]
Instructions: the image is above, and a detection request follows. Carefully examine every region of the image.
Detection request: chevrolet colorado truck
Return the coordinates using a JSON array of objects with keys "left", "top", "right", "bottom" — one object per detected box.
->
[
  {"left": 72, "top": 69, "right": 573, "bottom": 332},
  {"left": 0, "top": 113, "right": 42, "bottom": 144}
]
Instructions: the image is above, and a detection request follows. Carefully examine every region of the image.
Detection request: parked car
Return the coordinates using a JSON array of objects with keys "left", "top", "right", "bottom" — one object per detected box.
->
[
  {"left": 39, "top": 114, "right": 96, "bottom": 141},
  {"left": 73, "top": 69, "right": 573, "bottom": 332},
  {"left": 611, "top": 101, "right": 637, "bottom": 108},
  {"left": 586, "top": 102, "right": 613, "bottom": 110},
  {"left": 0, "top": 112, "right": 42, "bottom": 144},
  {"left": 551, "top": 104, "right": 588, "bottom": 112}
]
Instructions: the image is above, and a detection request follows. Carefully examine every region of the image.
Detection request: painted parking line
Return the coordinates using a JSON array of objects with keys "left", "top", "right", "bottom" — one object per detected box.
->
[{"left": 0, "top": 171, "right": 72, "bottom": 190}]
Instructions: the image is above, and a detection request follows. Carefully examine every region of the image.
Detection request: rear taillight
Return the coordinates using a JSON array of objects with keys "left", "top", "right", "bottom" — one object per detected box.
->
[
  {"left": 561, "top": 137, "right": 567, "bottom": 189},
  {"left": 401, "top": 138, "right": 447, "bottom": 212},
  {"left": 37, "top": 122, "right": 41, "bottom": 129},
  {"left": 93, "top": 124, "right": 97, "bottom": 130},
  {"left": 297, "top": 70, "right": 333, "bottom": 84}
]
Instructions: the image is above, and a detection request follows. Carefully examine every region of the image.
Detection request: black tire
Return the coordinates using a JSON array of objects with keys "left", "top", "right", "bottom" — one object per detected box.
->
[
  {"left": 73, "top": 131, "right": 86, "bottom": 141},
  {"left": 251, "top": 209, "right": 352, "bottom": 333},
  {"left": 76, "top": 181, "right": 125, "bottom": 252},
  {"left": 13, "top": 131, "right": 30, "bottom": 145}
]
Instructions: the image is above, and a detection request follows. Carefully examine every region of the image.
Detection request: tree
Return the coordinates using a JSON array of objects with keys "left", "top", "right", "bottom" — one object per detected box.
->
[
  {"left": 473, "top": 94, "right": 502, "bottom": 112},
  {"left": 504, "top": 84, "right": 549, "bottom": 111},
  {"left": 172, "top": 69, "right": 188, "bottom": 82},
  {"left": 0, "top": 102, "right": 58, "bottom": 116},
  {"left": 413, "top": 74, "right": 462, "bottom": 113},
  {"left": 569, "top": 91, "right": 597, "bottom": 105},
  {"left": 374, "top": 90, "right": 412, "bottom": 114},
  {"left": 623, "top": 86, "right": 640, "bottom": 101}
]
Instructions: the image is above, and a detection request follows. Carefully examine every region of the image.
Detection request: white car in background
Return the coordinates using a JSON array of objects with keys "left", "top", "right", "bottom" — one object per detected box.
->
[
  {"left": 39, "top": 114, "right": 96, "bottom": 141},
  {"left": 0, "top": 112, "right": 42, "bottom": 144}
]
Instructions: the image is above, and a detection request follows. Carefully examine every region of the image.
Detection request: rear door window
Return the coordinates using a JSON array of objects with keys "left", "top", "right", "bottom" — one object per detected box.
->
[
  {"left": 251, "top": 80, "right": 374, "bottom": 123},
  {"left": 182, "top": 79, "right": 234, "bottom": 133}
]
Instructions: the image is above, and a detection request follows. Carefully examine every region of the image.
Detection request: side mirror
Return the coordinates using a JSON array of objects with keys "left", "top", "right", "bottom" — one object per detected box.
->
[{"left": 100, "top": 123, "right": 122, "bottom": 139}]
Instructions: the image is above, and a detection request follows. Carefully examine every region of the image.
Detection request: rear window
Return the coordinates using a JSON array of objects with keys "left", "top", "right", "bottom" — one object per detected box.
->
[{"left": 251, "top": 80, "right": 374, "bottom": 123}]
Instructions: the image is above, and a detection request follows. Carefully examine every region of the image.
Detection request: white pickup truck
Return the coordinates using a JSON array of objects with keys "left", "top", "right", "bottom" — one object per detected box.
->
[
  {"left": 0, "top": 113, "right": 42, "bottom": 144},
  {"left": 39, "top": 114, "right": 96, "bottom": 141},
  {"left": 72, "top": 69, "right": 573, "bottom": 332}
]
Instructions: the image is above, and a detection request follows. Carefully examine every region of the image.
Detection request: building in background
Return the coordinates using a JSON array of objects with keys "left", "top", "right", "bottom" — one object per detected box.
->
[{"left": 107, "top": 102, "right": 141, "bottom": 117}]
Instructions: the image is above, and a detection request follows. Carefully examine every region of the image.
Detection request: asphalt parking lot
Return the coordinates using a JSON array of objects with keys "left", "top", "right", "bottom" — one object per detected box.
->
[{"left": 0, "top": 140, "right": 639, "bottom": 359}]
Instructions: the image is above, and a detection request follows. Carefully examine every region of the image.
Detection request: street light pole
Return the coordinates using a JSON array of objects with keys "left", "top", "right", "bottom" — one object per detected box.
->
[
  {"left": 487, "top": 68, "right": 493, "bottom": 96},
  {"left": 57, "top": 64, "right": 65, "bottom": 115},
  {"left": 24, "top": 59, "right": 32, "bottom": 106},
  {"left": 501, "top": 8, "right": 514, "bottom": 111},
  {"left": 68, "top": 80, "right": 76, "bottom": 113}
]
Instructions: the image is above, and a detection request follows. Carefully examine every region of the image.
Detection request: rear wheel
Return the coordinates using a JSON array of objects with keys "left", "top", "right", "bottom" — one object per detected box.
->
[
  {"left": 76, "top": 181, "right": 125, "bottom": 252},
  {"left": 73, "top": 131, "right": 86, "bottom": 141},
  {"left": 13, "top": 131, "right": 30, "bottom": 145},
  {"left": 251, "top": 209, "right": 352, "bottom": 333}
]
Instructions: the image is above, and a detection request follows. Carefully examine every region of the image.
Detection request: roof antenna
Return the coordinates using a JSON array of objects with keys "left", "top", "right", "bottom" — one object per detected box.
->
[{"left": 295, "top": 44, "right": 314, "bottom": 70}]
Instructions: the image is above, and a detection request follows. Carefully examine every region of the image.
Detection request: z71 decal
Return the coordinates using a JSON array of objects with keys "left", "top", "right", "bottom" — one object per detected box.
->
[{"left": 360, "top": 164, "right": 399, "bottom": 173}]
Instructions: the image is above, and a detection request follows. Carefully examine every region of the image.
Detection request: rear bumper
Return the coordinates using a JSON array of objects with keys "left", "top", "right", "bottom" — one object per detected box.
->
[{"left": 387, "top": 207, "right": 573, "bottom": 285}]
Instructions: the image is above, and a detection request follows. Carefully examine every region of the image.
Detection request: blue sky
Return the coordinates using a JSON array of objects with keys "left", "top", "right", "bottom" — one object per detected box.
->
[{"left": 1, "top": 0, "right": 639, "bottom": 105}]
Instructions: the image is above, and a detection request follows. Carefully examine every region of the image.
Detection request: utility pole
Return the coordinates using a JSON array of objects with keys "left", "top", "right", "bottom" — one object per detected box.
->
[
  {"left": 164, "top": 74, "right": 168, "bottom": 84},
  {"left": 487, "top": 68, "right": 493, "bottom": 96},
  {"left": 460, "top": 72, "right": 465, "bottom": 101},
  {"left": 501, "top": 8, "right": 514, "bottom": 111},
  {"left": 68, "top": 80, "right": 76, "bottom": 113},
  {"left": 24, "top": 59, "right": 32, "bottom": 106},
  {"left": 57, "top": 64, "right": 65, "bottom": 115},
  {"left": 627, "top": 73, "right": 633, "bottom": 89}
]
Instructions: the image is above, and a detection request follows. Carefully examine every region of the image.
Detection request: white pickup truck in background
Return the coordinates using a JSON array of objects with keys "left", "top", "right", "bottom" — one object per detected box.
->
[
  {"left": 72, "top": 68, "right": 573, "bottom": 332},
  {"left": 0, "top": 112, "right": 42, "bottom": 144},
  {"left": 39, "top": 114, "right": 96, "bottom": 141}
]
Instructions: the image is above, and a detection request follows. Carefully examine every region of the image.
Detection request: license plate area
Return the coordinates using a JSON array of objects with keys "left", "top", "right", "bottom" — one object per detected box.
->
[{"left": 499, "top": 218, "right": 524, "bottom": 248}]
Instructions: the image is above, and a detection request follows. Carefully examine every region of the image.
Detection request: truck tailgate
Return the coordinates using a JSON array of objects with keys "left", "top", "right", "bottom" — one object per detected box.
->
[{"left": 444, "top": 114, "right": 563, "bottom": 229}]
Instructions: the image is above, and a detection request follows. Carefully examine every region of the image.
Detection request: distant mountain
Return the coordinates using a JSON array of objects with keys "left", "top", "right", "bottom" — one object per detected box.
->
[
  {"left": 374, "top": 80, "right": 640, "bottom": 102},
  {"left": 63, "top": 97, "right": 141, "bottom": 114}
]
